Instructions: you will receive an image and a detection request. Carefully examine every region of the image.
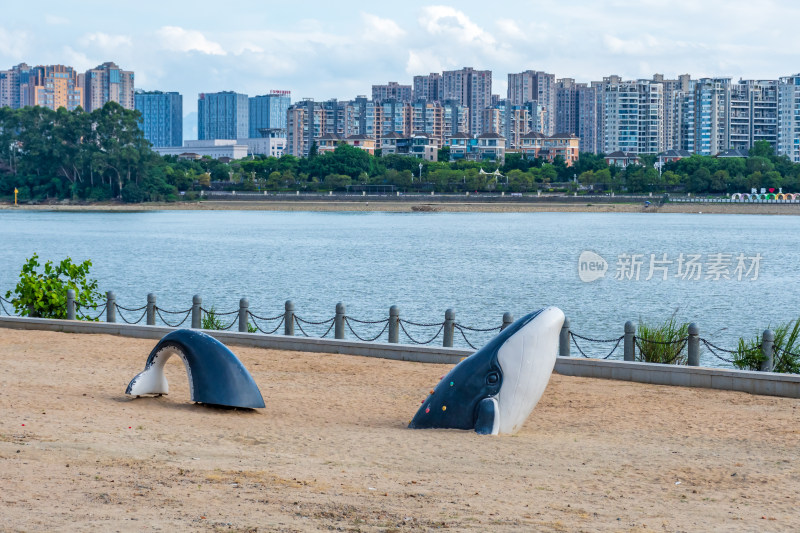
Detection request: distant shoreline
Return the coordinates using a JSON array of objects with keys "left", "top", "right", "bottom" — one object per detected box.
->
[{"left": 2, "top": 199, "right": 800, "bottom": 215}]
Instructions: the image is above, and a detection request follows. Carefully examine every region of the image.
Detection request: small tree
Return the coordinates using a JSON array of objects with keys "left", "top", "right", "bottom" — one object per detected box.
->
[{"left": 5, "top": 254, "right": 102, "bottom": 319}]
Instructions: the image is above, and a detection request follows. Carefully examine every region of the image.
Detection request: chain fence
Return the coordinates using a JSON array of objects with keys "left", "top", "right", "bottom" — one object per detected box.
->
[
  {"left": 570, "top": 332, "right": 624, "bottom": 360},
  {"left": 699, "top": 338, "right": 741, "bottom": 364},
  {"left": 1, "top": 291, "right": 799, "bottom": 372},
  {"left": 247, "top": 311, "right": 285, "bottom": 335},
  {"left": 116, "top": 303, "right": 148, "bottom": 324},
  {"left": 398, "top": 319, "right": 445, "bottom": 345},
  {"left": 633, "top": 336, "right": 688, "bottom": 364},
  {"left": 0, "top": 295, "right": 13, "bottom": 316},
  {"left": 344, "top": 317, "right": 389, "bottom": 342},
  {"left": 76, "top": 302, "right": 107, "bottom": 321}
]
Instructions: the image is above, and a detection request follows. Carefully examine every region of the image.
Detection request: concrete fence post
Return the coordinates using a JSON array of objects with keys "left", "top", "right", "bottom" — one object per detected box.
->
[
  {"left": 284, "top": 300, "right": 295, "bottom": 336},
  {"left": 106, "top": 291, "right": 116, "bottom": 323},
  {"left": 559, "top": 317, "right": 570, "bottom": 358},
  {"left": 239, "top": 298, "right": 249, "bottom": 333},
  {"left": 761, "top": 329, "right": 775, "bottom": 372},
  {"left": 687, "top": 323, "right": 700, "bottom": 366},
  {"left": 191, "top": 295, "right": 202, "bottom": 329},
  {"left": 388, "top": 306, "right": 399, "bottom": 344},
  {"left": 624, "top": 321, "right": 636, "bottom": 362},
  {"left": 443, "top": 309, "right": 455, "bottom": 348},
  {"left": 66, "top": 289, "right": 76, "bottom": 320},
  {"left": 501, "top": 312, "right": 514, "bottom": 331},
  {"left": 335, "top": 302, "right": 345, "bottom": 340},
  {"left": 146, "top": 293, "right": 156, "bottom": 326}
]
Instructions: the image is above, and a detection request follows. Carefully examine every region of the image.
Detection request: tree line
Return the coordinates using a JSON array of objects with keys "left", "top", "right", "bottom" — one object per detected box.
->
[{"left": 2, "top": 104, "right": 800, "bottom": 203}]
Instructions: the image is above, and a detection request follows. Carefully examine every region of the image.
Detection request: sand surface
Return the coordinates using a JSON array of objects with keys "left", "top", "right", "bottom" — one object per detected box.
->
[
  {"left": 3, "top": 199, "right": 800, "bottom": 215},
  {"left": 1, "top": 329, "right": 799, "bottom": 532}
]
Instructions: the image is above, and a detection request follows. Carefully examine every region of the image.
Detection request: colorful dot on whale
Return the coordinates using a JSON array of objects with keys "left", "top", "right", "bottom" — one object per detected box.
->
[
  {"left": 442, "top": 406, "right": 447, "bottom": 411},
  {"left": 429, "top": 390, "right": 434, "bottom": 395},
  {"left": 450, "top": 382, "right": 454, "bottom": 387},
  {"left": 425, "top": 407, "right": 430, "bottom": 414}
]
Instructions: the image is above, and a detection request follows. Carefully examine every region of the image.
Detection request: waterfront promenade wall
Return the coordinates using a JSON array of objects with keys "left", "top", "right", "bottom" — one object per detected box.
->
[{"left": 2, "top": 316, "right": 798, "bottom": 399}]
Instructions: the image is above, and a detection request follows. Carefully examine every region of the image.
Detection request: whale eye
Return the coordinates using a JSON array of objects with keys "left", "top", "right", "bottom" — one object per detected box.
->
[{"left": 486, "top": 372, "right": 500, "bottom": 385}]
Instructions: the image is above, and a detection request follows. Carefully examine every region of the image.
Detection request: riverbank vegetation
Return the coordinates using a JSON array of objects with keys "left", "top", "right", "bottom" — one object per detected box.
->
[
  {"left": 636, "top": 317, "right": 689, "bottom": 365},
  {"left": 734, "top": 319, "right": 800, "bottom": 374},
  {"left": 3, "top": 105, "right": 800, "bottom": 203},
  {"left": 4, "top": 254, "right": 101, "bottom": 319}
]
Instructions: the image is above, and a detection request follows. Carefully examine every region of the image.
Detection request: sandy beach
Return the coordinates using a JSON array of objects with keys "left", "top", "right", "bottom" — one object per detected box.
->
[
  {"left": 1, "top": 329, "right": 798, "bottom": 531},
  {"left": 3, "top": 199, "right": 800, "bottom": 215}
]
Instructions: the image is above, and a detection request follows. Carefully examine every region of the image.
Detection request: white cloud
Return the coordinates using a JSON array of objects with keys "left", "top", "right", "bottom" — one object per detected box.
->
[
  {"left": 603, "top": 34, "right": 661, "bottom": 55},
  {"left": 361, "top": 13, "right": 405, "bottom": 41},
  {"left": 0, "top": 27, "right": 30, "bottom": 58},
  {"left": 80, "top": 32, "right": 132, "bottom": 49},
  {"left": 405, "top": 50, "right": 445, "bottom": 76},
  {"left": 44, "top": 14, "right": 69, "bottom": 25},
  {"left": 61, "top": 46, "right": 95, "bottom": 71},
  {"left": 495, "top": 19, "right": 526, "bottom": 41},
  {"left": 230, "top": 43, "right": 264, "bottom": 55},
  {"left": 419, "top": 6, "right": 495, "bottom": 46},
  {"left": 156, "top": 26, "right": 226, "bottom": 56}
]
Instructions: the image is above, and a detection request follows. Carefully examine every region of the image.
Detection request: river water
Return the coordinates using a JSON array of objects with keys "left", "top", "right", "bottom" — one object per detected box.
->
[{"left": 2, "top": 209, "right": 798, "bottom": 367}]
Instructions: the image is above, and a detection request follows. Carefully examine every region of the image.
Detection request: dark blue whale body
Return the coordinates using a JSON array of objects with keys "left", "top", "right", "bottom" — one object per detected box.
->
[
  {"left": 126, "top": 329, "right": 265, "bottom": 409},
  {"left": 409, "top": 309, "right": 545, "bottom": 434}
]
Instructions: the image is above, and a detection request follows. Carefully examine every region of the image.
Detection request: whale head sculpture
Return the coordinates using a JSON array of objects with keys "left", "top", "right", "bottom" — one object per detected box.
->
[
  {"left": 126, "top": 329, "right": 265, "bottom": 409},
  {"left": 409, "top": 306, "right": 564, "bottom": 435}
]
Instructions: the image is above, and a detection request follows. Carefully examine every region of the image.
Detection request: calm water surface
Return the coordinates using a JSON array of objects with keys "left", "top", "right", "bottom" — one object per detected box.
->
[{"left": 1, "top": 209, "right": 798, "bottom": 367}]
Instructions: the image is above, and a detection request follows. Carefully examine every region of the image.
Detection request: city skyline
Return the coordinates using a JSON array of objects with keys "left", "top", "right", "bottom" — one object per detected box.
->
[{"left": 3, "top": 0, "right": 799, "bottom": 139}]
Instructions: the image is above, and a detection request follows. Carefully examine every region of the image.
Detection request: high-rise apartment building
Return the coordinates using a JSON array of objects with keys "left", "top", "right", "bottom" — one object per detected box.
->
[
  {"left": 407, "top": 100, "right": 443, "bottom": 142},
  {"left": 286, "top": 99, "right": 353, "bottom": 156},
  {"left": 675, "top": 86, "right": 696, "bottom": 153},
  {"left": 134, "top": 90, "right": 183, "bottom": 147},
  {"left": 83, "top": 62, "right": 134, "bottom": 111},
  {"left": 482, "top": 100, "right": 536, "bottom": 149},
  {"left": 372, "top": 82, "right": 412, "bottom": 103},
  {"left": 248, "top": 90, "right": 291, "bottom": 137},
  {"left": 555, "top": 78, "right": 580, "bottom": 135},
  {"left": 507, "top": 70, "right": 555, "bottom": 135},
  {"left": 320, "top": 99, "right": 351, "bottom": 137},
  {"left": 576, "top": 84, "right": 599, "bottom": 153},
  {"left": 728, "top": 80, "right": 778, "bottom": 152},
  {"left": 413, "top": 73, "right": 443, "bottom": 102},
  {"left": 693, "top": 78, "right": 731, "bottom": 156},
  {"left": 286, "top": 99, "right": 319, "bottom": 157},
  {"left": 603, "top": 79, "right": 664, "bottom": 154},
  {"left": 14, "top": 64, "right": 83, "bottom": 111},
  {"left": 778, "top": 74, "right": 800, "bottom": 162},
  {"left": 442, "top": 102, "right": 469, "bottom": 141},
  {"left": 603, "top": 80, "right": 639, "bottom": 154},
  {"left": 0, "top": 68, "right": 16, "bottom": 108},
  {"left": 442, "top": 67, "right": 492, "bottom": 136},
  {"left": 198, "top": 91, "right": 249, "bottom": 141},
  {"left": 375, "top": 99, "right": 406, "bottom": 142},
  {"left": 651, "top": 74, "right": 692, "bottom": 152}
]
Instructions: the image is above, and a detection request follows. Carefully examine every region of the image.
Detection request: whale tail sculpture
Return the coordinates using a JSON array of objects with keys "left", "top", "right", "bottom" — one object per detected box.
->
[
  {"left": 126, "top": 329, "right": 265, "bottom": 409},
  {"left": 409, "top": 306, "right": 564, "bottom": 435}
]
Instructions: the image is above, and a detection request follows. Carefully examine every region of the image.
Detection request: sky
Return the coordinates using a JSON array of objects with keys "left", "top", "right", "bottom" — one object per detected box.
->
[{"left": 3, "top": 0, "right": 799, "bottom": 139}]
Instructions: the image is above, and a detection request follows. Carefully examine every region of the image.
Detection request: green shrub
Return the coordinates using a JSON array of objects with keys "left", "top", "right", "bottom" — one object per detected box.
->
[
  {"left": 734, "top": 319, "right": 800, "bottom": 374},
  {"left": 202, "top": 306, "right": 256, "bottom": 333},
  {"left": 87, "top": 186, "right": 112, "bottom": 202},
  {"left": 121, "top": 183, "right": 146, "bottom": 203},
  {"left": 637, "top": 316, "right": 689, "bottom": 364},
  {"left": 4, "top": 254, "right": 101, "bottom": 319}
]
